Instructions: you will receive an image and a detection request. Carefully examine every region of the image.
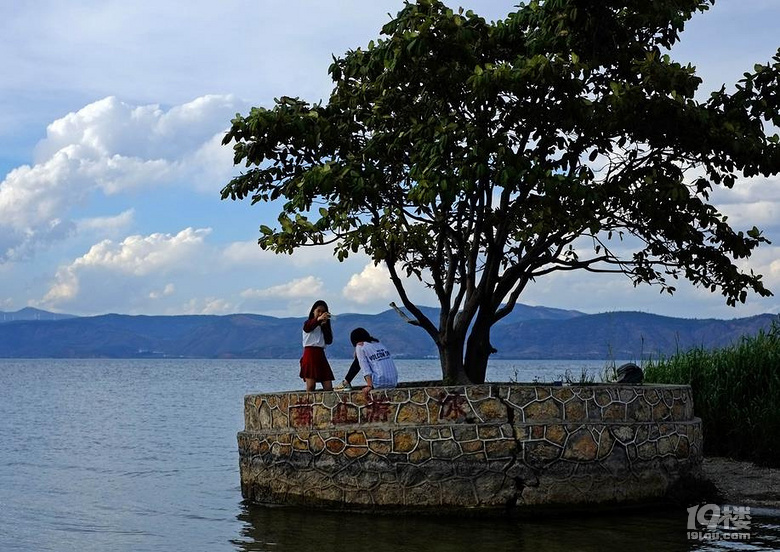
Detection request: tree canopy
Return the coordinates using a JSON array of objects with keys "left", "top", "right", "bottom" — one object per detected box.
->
[{"left": 221, "top": 0, "right": 780, "bottom": 383}]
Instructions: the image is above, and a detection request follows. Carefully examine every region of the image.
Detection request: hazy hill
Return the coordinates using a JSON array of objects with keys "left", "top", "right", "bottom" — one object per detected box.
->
[
  {"left": 0, "top": 307, "right": 77, "bottom": 323},
  {"left": 0, "top": 305, "right": 775, "bottom": 360},
  {"left": 490, "top": 311, "right": 778, "bottom": 359}
]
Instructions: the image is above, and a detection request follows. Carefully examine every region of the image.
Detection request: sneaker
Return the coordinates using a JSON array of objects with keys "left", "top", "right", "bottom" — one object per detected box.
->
[{"left": 335, "top": 380, "right": 352, "bottom": 391}]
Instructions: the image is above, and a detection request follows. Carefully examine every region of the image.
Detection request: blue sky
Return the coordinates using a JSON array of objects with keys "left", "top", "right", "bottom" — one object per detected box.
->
[{"left": 1, "top": 1, "right": 778, "bottom": 319}]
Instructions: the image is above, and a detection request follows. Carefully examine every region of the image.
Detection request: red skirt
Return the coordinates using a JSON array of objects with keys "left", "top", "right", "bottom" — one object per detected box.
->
[{"left": 299, "top": 346, "right": 334, "bottom": 382}]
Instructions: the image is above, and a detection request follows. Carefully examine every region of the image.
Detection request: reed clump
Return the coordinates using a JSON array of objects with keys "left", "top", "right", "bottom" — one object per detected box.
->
[{"left": 644, "top": 321, "right": 780, "bottom": 467}]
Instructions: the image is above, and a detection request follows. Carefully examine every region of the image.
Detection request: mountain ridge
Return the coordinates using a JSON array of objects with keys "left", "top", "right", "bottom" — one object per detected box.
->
[{"left": 0, "top": 306, "right": 776, "bottom": 360}]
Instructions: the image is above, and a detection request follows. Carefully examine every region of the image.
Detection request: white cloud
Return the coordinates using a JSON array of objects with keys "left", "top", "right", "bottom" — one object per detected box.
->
[
  {"left": 772, "top": 258, "right": 780, "bottom": 276},
  {"left": 2, "top": 2, "right": 518, "bottom": 114},
  {"left": 182, "top": 131, "right": 238, "bottom": 193},
  {"left": 0, "top": 95, "right": 244, "bottom": 262},
  {"left": 35, "top": 95, "right": 242, "bottom": 163},
  {"left": 342, "top": 263, "right": 394, "bottom": 305},
  {"left": 718, "top": 200, "right": 780, "bottom": 229},
  {"left": 735, "top": 245, "right": 780, "bottom": 293},
  {"left": 149, "top": 283, "right": 175, "bottom": 300},
  {"left": 241, "top": 276, "right": 324, "bottom": 300},
  {"left": 40, "top": 265, "right": 80, "bottom": 305},
  {"left": 1, "top": 218, "right": 76, "bottom": 262},
  {"left": 710, "top": 174, "right": 780, "bottom": 233},
  {"left": 0, "top": 153, "right": 84, "bottom": 244},
  {"left": 74, "top": 227, "right": 211, "bottom": 276},
  {"left": 76, "top": 209, "right": 135, "bottom": 235},
  {"left": 714, "top": 174, "right": 780, "bottom": 203},
  {"left": 38, "top": 227, "right": 211, "bottom": 307},
  {"left": 179, "top": 297, "right": 234, "bottom": 315}
]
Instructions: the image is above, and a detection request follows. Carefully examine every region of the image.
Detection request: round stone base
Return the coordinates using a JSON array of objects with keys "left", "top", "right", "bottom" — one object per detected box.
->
[{"left": 237, "top": 382, "right": 702, "bottom": 514}]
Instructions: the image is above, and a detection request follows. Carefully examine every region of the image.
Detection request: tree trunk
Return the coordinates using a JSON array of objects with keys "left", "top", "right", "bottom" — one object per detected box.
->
[
  {"left": 463, "top": 315, "right": 494, "bottom": 384},
  {"left": 439, "top": 337, "right": 469, "bottom": 385}
]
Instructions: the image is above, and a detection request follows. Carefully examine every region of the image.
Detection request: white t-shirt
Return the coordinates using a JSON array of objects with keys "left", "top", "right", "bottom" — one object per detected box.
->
[
  {"left": 356, "top": 340, "right": 398, "bottom": 389},
  {"left": 302, "top": 325, "right": 327, "bottom": 348}
]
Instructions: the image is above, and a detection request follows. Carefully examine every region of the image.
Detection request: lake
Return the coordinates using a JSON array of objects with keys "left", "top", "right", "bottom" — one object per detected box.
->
[{"left": 1, "top": 359, "right": 777, "bottom": 551}]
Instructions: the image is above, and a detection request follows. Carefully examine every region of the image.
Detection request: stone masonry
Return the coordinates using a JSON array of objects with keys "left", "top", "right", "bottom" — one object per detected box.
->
[{"left": 237, "top": 383, "right": 702, "bottom": 514}]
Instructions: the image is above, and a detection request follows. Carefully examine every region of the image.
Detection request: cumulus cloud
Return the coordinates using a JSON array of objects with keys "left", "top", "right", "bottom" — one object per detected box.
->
[
  {"left": 180, "top": 129, "right": 239, "bottom": 193},
  {"left": 0, "top": 157, "right": 73, "bottom": 227},
  {"left": 34, "top": 95, "right": 241, "bottom": 164},
  {"left": 241, "top": 276, "right": 324, "bottom": 300},
  {"left": 75, "top": 227, "right": 211, "bottom": 276},
  {"left": 40, "top": 266, "right": 80, "bottom": 305},
  {"left": 0, "top": 95, "right": 245, "bottom": 262},
  {"left": 149, "top": 283, "right": 176, "bottom": 300},
  {"left": 38, "top": 227, "right": 211, "bottom": 307},
  {"left": 342, "top": 263, "right": 394, "bottom": 304}
]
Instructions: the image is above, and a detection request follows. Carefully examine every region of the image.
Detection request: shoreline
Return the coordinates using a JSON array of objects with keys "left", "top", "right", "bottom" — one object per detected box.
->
[{"left": 702, "top": 457, "right": 780, "bottom": 509}]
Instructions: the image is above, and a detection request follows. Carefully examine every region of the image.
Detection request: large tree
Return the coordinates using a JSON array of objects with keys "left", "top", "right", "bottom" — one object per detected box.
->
[{"left": 221, "top": 0, "right": 779, "bottom": 384}]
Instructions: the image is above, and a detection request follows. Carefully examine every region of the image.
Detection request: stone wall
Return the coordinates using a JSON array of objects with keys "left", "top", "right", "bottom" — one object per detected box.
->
[{"left": 237, "top": 383, "right": 702, "bottom": 514}]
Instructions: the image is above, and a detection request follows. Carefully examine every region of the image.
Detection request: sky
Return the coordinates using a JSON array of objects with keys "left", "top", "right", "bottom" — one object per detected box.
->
[{"left": 0, "top": 1, "right": 778, "bottom": 320}]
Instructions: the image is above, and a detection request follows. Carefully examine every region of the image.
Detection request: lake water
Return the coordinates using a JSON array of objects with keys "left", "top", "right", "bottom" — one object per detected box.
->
[{"left": 1, "top": 359, "right": 777, "bottom": 552}]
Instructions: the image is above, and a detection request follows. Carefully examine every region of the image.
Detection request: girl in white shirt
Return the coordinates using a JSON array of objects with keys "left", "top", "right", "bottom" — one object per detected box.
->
[{"left": 350, "top": 327, "right": 398, "bottom": 397}]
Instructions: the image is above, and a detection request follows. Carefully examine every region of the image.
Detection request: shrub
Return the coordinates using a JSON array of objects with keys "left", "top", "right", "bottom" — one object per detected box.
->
[{"left": 644, "top": 321, "right": 780, "bottom": 467}]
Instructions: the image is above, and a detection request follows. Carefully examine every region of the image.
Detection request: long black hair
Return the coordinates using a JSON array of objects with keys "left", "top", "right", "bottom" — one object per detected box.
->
[
  {"left": 350, "top": 327, "right": 378, "bottom": 347},
  {"left": 308, "top": 299, "right": 332, "bottom": 344}
]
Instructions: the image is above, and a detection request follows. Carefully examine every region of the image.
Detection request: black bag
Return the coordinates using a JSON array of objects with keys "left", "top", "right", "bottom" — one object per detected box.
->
[{"left": 616, "top": 362, "right": 644, "bottom": 384}]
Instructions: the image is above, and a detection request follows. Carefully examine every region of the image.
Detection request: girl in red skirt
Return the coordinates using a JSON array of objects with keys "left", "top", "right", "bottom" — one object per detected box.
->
[{"left": 300, "top": 300, "right": 335, "bottom": 391}]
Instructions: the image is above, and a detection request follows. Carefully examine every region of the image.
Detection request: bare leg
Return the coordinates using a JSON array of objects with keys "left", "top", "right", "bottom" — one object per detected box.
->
[
  {"left": 321, "top": 380, "right": 333, "bottom": 391},
  {"left": 305, "top": 378, "right": 316, "bottom": 392}
]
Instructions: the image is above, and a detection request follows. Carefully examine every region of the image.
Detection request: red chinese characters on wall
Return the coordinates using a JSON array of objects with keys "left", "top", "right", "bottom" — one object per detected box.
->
[
  {"left": 332, "top": 397, "right": 359, "bottom": 425},
  {"left": 438, "top": 391, "right": 469, "bottom": 421},
  {"left": 291, "top": 396, "right": 314, "bottom": 427},
  {"left": 364, "top": 396, "right": 391, "bottom": 423}
]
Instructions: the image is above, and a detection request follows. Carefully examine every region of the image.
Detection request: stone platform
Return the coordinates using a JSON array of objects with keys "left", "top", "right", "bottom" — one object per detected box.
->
[{"left": 237, "top": 382, "right": 702, "bottom": 514}]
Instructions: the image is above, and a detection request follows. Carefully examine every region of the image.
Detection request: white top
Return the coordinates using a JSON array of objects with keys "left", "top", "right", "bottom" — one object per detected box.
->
[
  {"left": 302, "top": 324, "right": 327, "bottom": 348},
  {"left": 356, "top": 340, "right": 398, "bottom": 389}
]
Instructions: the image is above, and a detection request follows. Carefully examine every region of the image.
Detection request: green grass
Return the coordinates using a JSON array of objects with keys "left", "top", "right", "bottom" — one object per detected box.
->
[{"left": 644, "top": 321, "right": 780, "bottom": 467}]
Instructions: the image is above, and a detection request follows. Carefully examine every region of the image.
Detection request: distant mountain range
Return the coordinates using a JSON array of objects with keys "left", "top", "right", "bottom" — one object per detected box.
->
[
  {"left": 0, "top": 307, "right": 76, "bottom": 322},
  {"left": 0, "top": 306, "right": 776, "bottom": 360}
]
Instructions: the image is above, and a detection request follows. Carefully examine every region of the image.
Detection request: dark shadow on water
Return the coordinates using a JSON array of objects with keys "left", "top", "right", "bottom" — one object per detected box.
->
[{"left": 230, "top": 501, "right": 709, "bottom": 552}]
